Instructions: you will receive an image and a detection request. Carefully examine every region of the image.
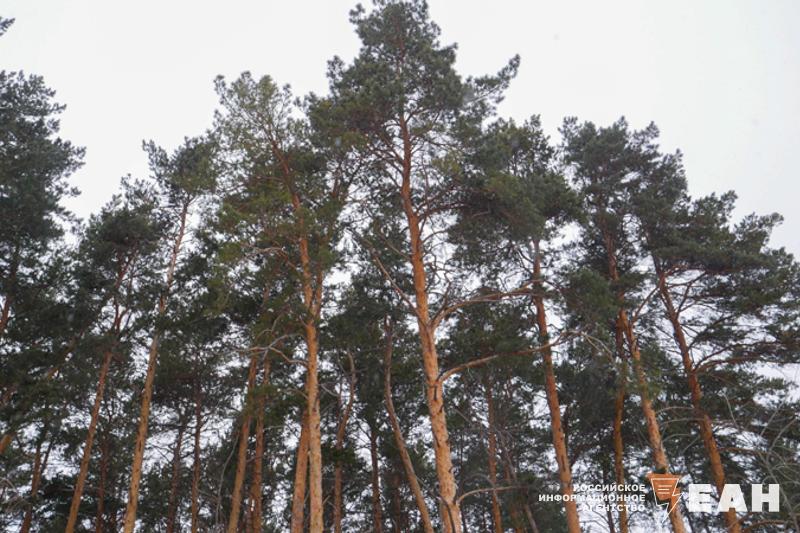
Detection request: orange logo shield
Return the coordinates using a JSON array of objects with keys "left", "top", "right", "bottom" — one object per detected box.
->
[{"left": 648, "top": 473, "right": 682, "bottom": 514}]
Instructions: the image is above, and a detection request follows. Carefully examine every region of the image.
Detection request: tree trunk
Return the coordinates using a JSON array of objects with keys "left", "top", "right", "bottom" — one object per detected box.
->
[
  {"left": 248, "top": 355, "right": 271, "bottom": 532},
  {"left": 602, "top": 461, "right": 617, "bottom": 533},
  {"left": 613, "top": 317, "right": 629, "bottom": 533},
  {"left": 618, "top": 308, "right": 688, "bottom": 533},
  {"left": 191, "top": 385, "right": 203, "bottom": 533},
  {"left": 531, "top": 243, "right": 581, "bottom": 533},
  {"left": 384, "top": 319, "right": 435, "bottom": 533},
  {"left": 0, "top": 293, "right": 11, "bottom": 339},
  {"left": 369, "top": 426, "right": 384, "bottom": 533},
  {"left": 0, "top": 433, "right": 11, "bottom": 455},
  {"left": 604, "top": 233, "right": 687, "bottom": 533},
  {"left": 0, "top": 250, "right": 17, "bottom": 339},
  {"left": 499, "top": 450, "right": 525, "bottom": 533},
  {"left": 20, "top": 434, "right": 49, "bottom": 533},
  {"left": 166, "top": 418, "right": 188, "bottom": 533},
  {"left": 656, "top": 269, "right": 741, "bottom": 533},
  {"left": 298, "top": 237, "right": 324, "bottom": 533},
  {"left": 95, "top": 432, "right": 110, "bottom": 533},
  {"left": 290, "top": 410, "right": 309, "bottom": 533},
  {"left": 227, "top": 352, "right": 259, "bottom": 533},
  {"left": 122, "top": 201, "right": 189, "bottom": 533},
  {"left": 333, "top": 354, "right": 355, "bottom": 533},
  {"left": 271, "top": 135, "right": 326, "bottom": 533},
  {"left": 482, "top": 380, "right": 504, "bottom": 533},
  {"left": 397, "top": 126, "right": 462, "bottom": 532},
  {"left": 387, "top": 460, "right": 408, "bottom": 532},
  {"left": 497, "top": 425, "right": 540, "bottom": 533},
  {"left": 65, "top": 348, "right": 114, "bottom": 533}
]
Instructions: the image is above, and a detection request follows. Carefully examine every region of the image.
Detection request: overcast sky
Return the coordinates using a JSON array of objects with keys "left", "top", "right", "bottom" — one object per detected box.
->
[{"left": 3, "top": 1, "right": 799, "bottom": 255}]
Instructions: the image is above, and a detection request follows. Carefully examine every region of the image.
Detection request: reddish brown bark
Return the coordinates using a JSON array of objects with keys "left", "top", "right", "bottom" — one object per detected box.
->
[
  {"left": 247, "top": 355, "right": 271, "bottom": 532},
  {"left": 497, "top": 428, "right": 540, "bottom": 533},
  {"left": 397, "top": 114, "right": 462, "bottom": 532},
  {"left": 166, "top": 418, "right": 188, "bottom": 533},
  {"left": 123, "top": 201, "right": 189, "bottom": 533},
  {"left": 0, "top": 433, "right": 11, "bottom": 455},
  {"left": 656, "top": 270, "right": 740, "bottom": 533},
  {"left": 297, "top": 233, "right": 324, "bottom": 533},
  {"left": 290, "top": 411, "right": 309, "bottom": 533},
  {"left": 0, "top": 295, "right": 11, "bottom": 339},
  {"left": 603, "top": 230, "right": 687, "bottom": 533},
  {"left": 270, "top": 133, "right": 326, "bottom": 533},
  {"left": 20, "top": 435, "right": 49, "bottom": 533},
  {"left": 369, "top": 426, "right": 384, "bottom": 533},
  {"left": 602, "top": 461, "right": 618, "bottom": 533},
  {"left": 65, "top": 348, "right": 114, "bottom": 533},
  {"left": 227, "top": 352, "right": 259, "bottom": 533},
  {"left": 95, "top": 433, "right": 110, "bottom": 533},
  {"left": 191, "top": 385, "right": 203, "bottom": 533},
  {"left": 619, "top": 308, "right": 687, "bottom": 533},
  {"left": 333, "top": 354, "right": 355, "bottom": 533},
  {"left": 383, "top": 320, "right": 435, "bottom": 533},
  {"left": 532, "top": 243, "right": 580, "bottom": 533},
  {"left": 387, "top": 460, "right": 408, "bottom": 532},
  {"left": 482, "top": 381, "right": 504, "bottom": 533},
  {"left": 0, "top": 249, "right": 17, "bottom": 339},
  {"left": 613, "top": 318, "right": 629, "bottom": 533}
]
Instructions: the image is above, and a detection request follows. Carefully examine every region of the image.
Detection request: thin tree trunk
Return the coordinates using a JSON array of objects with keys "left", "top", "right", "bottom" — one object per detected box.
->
[
  {"left": 333, "top": 354, "right": 356, "bottom": 533},
  {"left": 0, "top": 251, "right": 17, "bottom": 339},
  {"left": 290, "top": 410, "right": 309, "bottom": 533},
  {"left": 166, "top": 418, "right": 188, "bottom": 533},
  {"left": 20, "top": 434, "right": 49, "bottom": 533},
  {"left": 387, "top": 461, "right": 408, "bottom": 533},
  {"left": 122, "top": 201, "right": 189, "bottom": 533},
  {"left": 499, "top": 448, "right": 524, "bottom": 533},
  {"left": 604, "top": 233, "right": 687, "bottom": 533},
  {"left": 191, "top": 385, "right": 203, "bottom": 533},
  {"left": 602, "top": 461, "right": 617, "bottom": 533},
  {"left": 0, "top": 433, "right": 11, "bottom": 455},
  {"left": 656, "top": 269, "right": 741, "bottom": 533},
  {"left": 482, "top": 380, "right": 504, "bottom": 533},
  {"left": 227, "top": 352, "right": 259, "bottom": 533},
  {"left": 369, "top": 426, "right": 384, "bottom": 533},
  {"left": 497, "top": 426, "right": 541, "bottom": 533},
  {"left": 0, "top": 294, "right": 11, "bottom": 338},
  {"left": 248, "top": 354, "right": 271, "bottom": 532},
  {"left": 95, "top": 432, "right": 110, "bottom": 533},
  {"left": 531, "top": 242, "right": 580, "bottom": 533},
  {"left": 65, "top": 348, "right": 114, "bottom": 533},
  {"left": 383, "top": 319, "right": 435, "bottom": 533},
  {"left": 613, "top": 317, "right": 629, "bottom": 533}
]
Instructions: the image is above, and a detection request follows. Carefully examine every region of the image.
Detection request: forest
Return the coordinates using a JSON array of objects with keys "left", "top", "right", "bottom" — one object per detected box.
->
[{"left": 1, "top": 2, "right": 799, "bottom": 532}]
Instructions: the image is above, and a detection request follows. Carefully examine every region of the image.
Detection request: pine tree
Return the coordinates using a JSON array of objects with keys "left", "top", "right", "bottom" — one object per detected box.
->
[
  {"left": 453, "top": 116, "right": 582, "bottom": 531},
  {"left": 326, "top": 2, "right": 518, "bottom": 528},
  {"left": 561, "top": 117, "right": 689, "bottom": 533},
  {"left": 65, "top": 181, "right": 162, "bottom": 532},
  {"left": 122, "top": 136, "right": 217, "bottom": 532}
]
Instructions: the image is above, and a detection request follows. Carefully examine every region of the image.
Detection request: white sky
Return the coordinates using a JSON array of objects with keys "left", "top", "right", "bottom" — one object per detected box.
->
[{"left": 2, "top": 0, "right": 799, "bottom": 256}]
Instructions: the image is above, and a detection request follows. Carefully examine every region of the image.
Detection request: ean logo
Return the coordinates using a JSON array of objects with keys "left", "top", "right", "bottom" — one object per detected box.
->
[{"left": 648, "top": 473, "right": 682, "bottom": 515}]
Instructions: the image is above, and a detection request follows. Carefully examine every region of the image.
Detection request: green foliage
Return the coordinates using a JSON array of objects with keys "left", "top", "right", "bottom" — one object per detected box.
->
[{"left": 2, "top": 3, "right": 799, "bottom": 532}]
